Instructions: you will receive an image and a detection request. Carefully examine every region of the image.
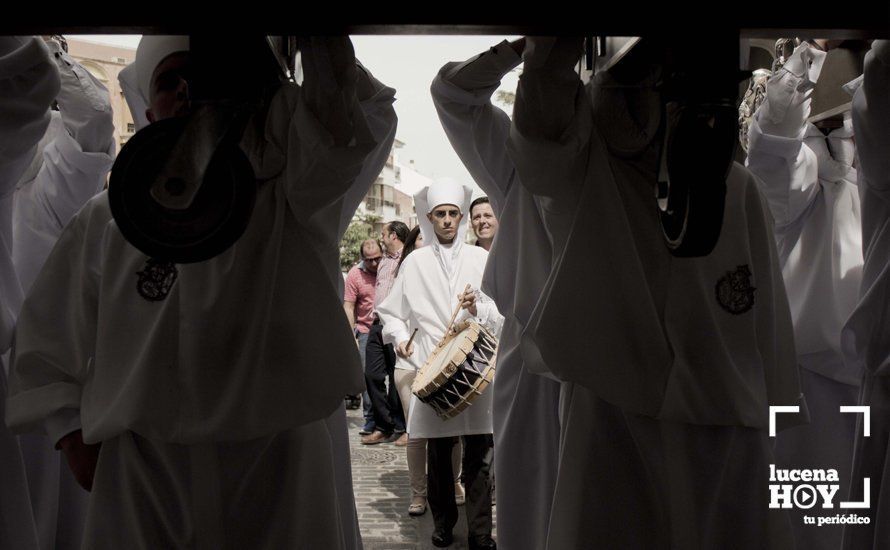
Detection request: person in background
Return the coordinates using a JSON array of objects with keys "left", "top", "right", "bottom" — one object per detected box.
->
[
  {"left": 469, "top": 197, "right": 498, "bottom": 251},
  {"left": 397, "top": 225, "right": 423, "bottom": 272},
  {"left": 378, "top": 177, "right": 502, "bottom": 549},
  {"left": 362, "top": 222, "right": 408, "bottom": 445},
  {"left": 345, "top": 239, "right": 385, "bottom": 436},
  {"left": 389, "top": 222, "right": 463, "bottom": 517}
]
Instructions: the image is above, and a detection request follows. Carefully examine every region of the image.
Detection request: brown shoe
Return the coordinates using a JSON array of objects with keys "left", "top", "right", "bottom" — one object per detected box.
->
[
  {"left": 393, "top": 433, "right": 409, "bottom": 447},
  {"left": 361, "top": 430, "right": 390, "bottom": 445}
]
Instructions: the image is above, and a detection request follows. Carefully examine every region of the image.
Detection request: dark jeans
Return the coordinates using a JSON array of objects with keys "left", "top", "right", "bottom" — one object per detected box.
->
[
  {"left": 355, "top": 331, "right": 374, "bottom": 425},
  {"left": 364, "top": 323, "right": 405, "bottom": 434},
  {"left": 428, "top": 434, "right": 494, "bottom": 541}
]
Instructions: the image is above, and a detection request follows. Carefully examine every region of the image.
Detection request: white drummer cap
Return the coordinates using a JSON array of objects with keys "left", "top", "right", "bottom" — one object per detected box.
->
[
  {"left": 118, "top": 36, "right": 189, "bottom": 131},
  {"left": 414, "top": 177, "right": 474, "bottom": 245},
  {"left": 425, "top": 177, "right": 468, "bottom": 213}
]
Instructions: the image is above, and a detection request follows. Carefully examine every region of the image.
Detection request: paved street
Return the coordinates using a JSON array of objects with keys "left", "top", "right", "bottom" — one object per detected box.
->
[{"left": 346, "top": 406, "right": 498, "bottom": 549}]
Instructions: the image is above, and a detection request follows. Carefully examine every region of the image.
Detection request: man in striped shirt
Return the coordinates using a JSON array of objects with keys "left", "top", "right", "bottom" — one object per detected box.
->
[{"left": 361, "top": 221, "right": 409, "bottom": 445}]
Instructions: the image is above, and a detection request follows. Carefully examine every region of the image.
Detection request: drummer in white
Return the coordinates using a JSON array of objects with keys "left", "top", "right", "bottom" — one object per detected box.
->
[{"left": 377, "top": 177, "right": 503, "bottom": 550}]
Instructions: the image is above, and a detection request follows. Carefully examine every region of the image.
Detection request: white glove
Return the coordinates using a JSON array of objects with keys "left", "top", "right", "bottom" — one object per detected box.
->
[{"left": 760, "top": 43, "right": 827, "bottom": 137}]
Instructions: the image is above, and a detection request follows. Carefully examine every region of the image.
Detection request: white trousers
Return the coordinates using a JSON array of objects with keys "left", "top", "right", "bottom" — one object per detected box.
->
[{"left": 394, "top": 369, "right": 462, "bottom": 499}]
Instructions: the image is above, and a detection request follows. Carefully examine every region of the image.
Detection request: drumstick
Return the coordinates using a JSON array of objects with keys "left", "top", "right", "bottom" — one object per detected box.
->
[
  {"left": 442, "top": 284, "right": 472, "bottom": 345},
  {"left": 406, "top": 328, "right": 419, "bottom": 349}
]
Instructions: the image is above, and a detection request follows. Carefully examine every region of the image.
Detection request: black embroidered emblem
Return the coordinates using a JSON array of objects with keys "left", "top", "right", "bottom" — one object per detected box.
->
[
  {"left": 715, "top": 265, "right": 756, "bottom": 314},
  {"left": 136, "top": 258, "right": 178, "bottom": 302}
]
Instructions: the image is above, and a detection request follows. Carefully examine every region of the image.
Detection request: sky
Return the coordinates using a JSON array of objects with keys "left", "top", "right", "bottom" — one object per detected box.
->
[{"left": 77, "top": 35, "right": 522, "bottom": 197}]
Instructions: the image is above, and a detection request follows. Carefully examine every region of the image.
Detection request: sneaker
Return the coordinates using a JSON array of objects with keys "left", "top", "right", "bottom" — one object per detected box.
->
[
  {"left": 361, "top": 430, "right": 391, "bottom": 445},
  {"left": 359, "top": 422, "right": 375, "bottom": 436}
]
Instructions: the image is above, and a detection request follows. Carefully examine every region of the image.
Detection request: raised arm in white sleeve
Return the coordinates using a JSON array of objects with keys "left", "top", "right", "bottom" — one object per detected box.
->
[
  {"left": 331, "top": 61, "right": 397, "bottom": 241},
  {"left": 508, "top": 36, "right": 590, "bottom": 203},
  {"left": 0, "top": 37, "right": 60, "bottom": 194},
  {"left": 286, "top": 38, "right": 395, "bottom": 227},
  {"left": 14, "top": 41, "right": 115, "bottom": 293},
  {"left": 432, "top": 40, "right": 521, "bottom": 212},
  {"left": 746, "top": 44, "right": 827, "bottom": 227},
  {"left": 0, "top": 36, "right": 59, "bottom": 353}
]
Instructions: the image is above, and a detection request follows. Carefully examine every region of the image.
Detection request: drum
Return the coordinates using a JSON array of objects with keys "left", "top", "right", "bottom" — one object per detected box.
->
[{"left": 412, "top": 321, "right": 498, "bottom": 420}]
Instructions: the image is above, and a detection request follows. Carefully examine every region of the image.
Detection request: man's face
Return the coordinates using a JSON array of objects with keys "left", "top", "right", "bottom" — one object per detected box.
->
[
  {"left": 362, "top": 246, "right": 383, "bottom": 274},
  {"left": 427, "top": 204, "right": 462, "bottom": 243},
  {"left": 470, "top": 203, "right": 498, "bottom": 241},
  {"left": 381, "top": 229, "right": 395, "bottom": 252},
  {"left": 146, "top": 52, "right": 192, "bottom": 124}
]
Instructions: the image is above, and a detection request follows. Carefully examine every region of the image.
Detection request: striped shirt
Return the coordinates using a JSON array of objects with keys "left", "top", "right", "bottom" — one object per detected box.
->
[{"left": 374, "top": 248, "right": 402, "bottom": 311}]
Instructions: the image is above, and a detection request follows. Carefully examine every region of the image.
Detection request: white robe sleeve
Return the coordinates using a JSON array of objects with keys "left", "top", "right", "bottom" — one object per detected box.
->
[
  {"left": 0, "top": 37, "right": 59, "bottom": 195},
  {"left": 6, "top": 205, "right": 101, "bottom": 444},
  {"left": 14, "top": 46, "right": 114, "bottom": 293},
  {"left": 508, "top": 37, "right": 591, "bottom": 207},
  {"left": 431, "top": 41, "right": 521, "bottom": 212},
  {"left": 332, "top": 62, "right": 397, "bottom": 241},
  {"left": 49, "top": 40, "right": 115, "bottom": 156},
  {"left": 745, "top": 45, "right": 825, "bottom": 228},
  {"left": 285, "top": 41, "right": 396, "bottom": 235},
  {"left": 0, "top": 37, "right": 59, "bottom": 354},
  {"left": 467, "top": 290, "right": 504, "bottom": 338}
]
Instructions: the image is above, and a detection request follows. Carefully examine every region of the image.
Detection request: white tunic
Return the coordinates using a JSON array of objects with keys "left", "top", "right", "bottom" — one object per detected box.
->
[
  {"left": 0, "top": 36, "right": 59, "bottom": 550},
  {"left": 841, "top": 40, "right": 890, "bottom": 550},
  {"left": 509, "top": 37, "right": 802, "bottom": 549},
  {"left": 378, "top": 241, "right": 502, "bottom": 439},
  {"left": 6, "top": 64, "right": 397, "bottom": 448},
  {"left": 431, "top": 40, "right": 562, "bottom": 550}
]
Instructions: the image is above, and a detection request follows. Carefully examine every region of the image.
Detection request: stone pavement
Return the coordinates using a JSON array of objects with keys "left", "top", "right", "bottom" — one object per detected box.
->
[{"left": 346, "top": 405, "right": 498, "bottom": 549}]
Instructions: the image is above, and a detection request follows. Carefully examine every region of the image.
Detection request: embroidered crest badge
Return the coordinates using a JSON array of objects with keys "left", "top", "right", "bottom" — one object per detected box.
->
[
  {"left": 136, "top": 258, "right": 178, "bottom": 302},
  {"left": 715, "top": 265, "right": 756, "bottom": 314}
]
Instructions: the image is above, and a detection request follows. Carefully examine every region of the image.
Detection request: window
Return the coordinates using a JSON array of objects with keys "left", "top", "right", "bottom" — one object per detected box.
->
[{"left": 127, "top": 123, "right": 135, "bottom": 133}]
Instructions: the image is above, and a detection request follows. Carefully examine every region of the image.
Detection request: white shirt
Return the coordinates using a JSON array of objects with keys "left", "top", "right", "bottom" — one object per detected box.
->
[
  {"left": 6, "top": 67, "right": 397, "bottom": 446},
  {"left": 509, "top": 37, "right": 803, "bottom": 429},
  {"left": 747, "top": 74, "right": 863, "bottom": 386},
  {"left": 377, "top": 240, "right": 502, "bottom": 438}
]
